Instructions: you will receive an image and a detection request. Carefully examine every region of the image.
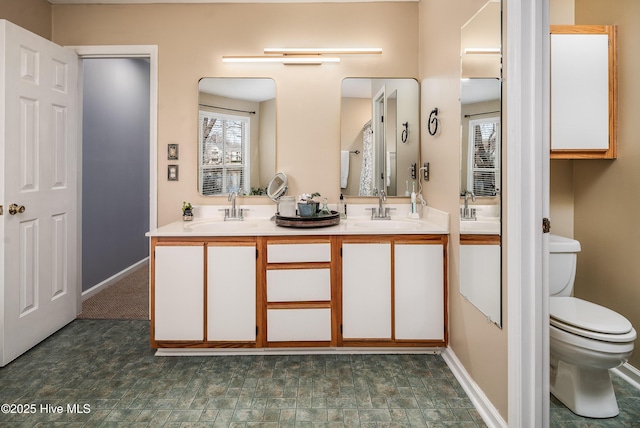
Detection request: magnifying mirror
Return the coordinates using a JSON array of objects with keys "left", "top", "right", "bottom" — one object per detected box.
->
[{"left": 266, "top": 172, "right": 288, "bottom": 202}]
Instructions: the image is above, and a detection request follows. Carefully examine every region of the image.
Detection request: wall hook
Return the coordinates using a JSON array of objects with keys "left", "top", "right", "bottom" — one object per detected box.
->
[
  {"left": 428, "top": 108, "right": 439, "bottom": 136},
  {"left": 401, "top": 122, "right": 409, "bottom": 143}
]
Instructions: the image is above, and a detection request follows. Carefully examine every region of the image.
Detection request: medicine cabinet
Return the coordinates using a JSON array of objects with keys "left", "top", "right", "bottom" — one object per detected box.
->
[{"left": 550, "top": 25, "right": 617, "bottom": 159}]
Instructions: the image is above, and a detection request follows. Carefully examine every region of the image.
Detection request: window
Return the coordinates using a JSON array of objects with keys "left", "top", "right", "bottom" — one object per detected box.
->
[
  {"left": 467, "top": 117, "right": 500, "bottom": 197},
  {"left": 198, "top": 111, "right": 250, "bottom": 195}
]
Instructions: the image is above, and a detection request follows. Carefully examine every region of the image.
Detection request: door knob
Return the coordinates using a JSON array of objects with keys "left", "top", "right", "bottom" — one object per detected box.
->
[{"left": 8, "top": 203, "right": 25, "bottom": 215}]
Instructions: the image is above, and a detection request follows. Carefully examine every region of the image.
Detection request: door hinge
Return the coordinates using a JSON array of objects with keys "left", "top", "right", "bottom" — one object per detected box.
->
[
  {"left": 0, "top": 205, "right": 3, "bottom": 216},
  {"left": 340, "top": 248, "right": 342, "bottom": 257},
  {"left": 340, "top": 324, "right": 343, "bottom": 334},
  {"left": 256, "top": 326, "right": 259, "bottom": 336},
  {"left": 256, "top": 249, "right": 259, "bottom": 259},
  {"left": 543, "top": 217, "right": 551, "bottom": 234}
]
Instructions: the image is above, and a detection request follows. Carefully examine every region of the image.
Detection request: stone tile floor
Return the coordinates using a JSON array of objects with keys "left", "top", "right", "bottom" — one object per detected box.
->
[
  {"left": 0, "top": 320, "right": 485, "bottom": 427},
  {"left": 0, "top": 319, "right": 638, "bottom": 427}
]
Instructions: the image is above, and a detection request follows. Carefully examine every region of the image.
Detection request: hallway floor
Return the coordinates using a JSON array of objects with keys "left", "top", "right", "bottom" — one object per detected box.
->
[{"left": 0, "top": 320, "right": 485, "bottom": 427}]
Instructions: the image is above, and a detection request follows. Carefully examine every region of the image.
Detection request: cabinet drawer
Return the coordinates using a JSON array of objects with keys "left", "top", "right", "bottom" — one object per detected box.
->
[
  {"left": 267, "top": 243, "right": 331, "bottom": 263},
  {"left": 267, "top": 308, "right": 332, "bottom": 342},
  {"left": 267, "top": 269, "right": 331, "bottom": 302}
]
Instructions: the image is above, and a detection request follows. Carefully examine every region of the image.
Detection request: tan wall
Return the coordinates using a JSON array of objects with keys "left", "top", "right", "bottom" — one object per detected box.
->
[
  {"left": 572, "top": 0, "right": 640, "bottom": 369},
  {"left": 549, "top": 0, "right": 575, "bottom": 238},
  {"left": 0, "top": 0, "right": 51, "bottom": 40},
  {"left": 52, "top": 3, "right": 419, "bottom": 226},
  {"left": 419, "top": 0, "right": 508, "bottom": 420}
]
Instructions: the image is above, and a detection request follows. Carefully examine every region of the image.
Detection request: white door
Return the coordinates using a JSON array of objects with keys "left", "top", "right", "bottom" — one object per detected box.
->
[{"left": 0, "top": 20, "right": 79, "bottom": 366}]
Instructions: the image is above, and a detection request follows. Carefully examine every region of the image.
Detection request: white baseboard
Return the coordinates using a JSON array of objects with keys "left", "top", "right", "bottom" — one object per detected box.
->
[
  {"left": 82, "top": 257, "right": 149, "bottom": 301},
  {"left": 612, "top": 362, "right": 640, "bottom": 391},
  {"left": 441, "top": 347, "right": 507, "bottom": 428}
]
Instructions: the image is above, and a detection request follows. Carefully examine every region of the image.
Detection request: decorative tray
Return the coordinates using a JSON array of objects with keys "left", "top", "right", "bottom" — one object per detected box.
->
[{"left": 275, "top": 210, "right": 341, "bottom": 228}]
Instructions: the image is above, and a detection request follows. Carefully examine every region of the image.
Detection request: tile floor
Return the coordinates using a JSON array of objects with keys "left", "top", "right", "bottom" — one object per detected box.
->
[
  {"left": 0, "top": 320, "right": 485, "bottom": 427},
  {"left": 0, "top": 319, "right": 638, "bottom": 427}
]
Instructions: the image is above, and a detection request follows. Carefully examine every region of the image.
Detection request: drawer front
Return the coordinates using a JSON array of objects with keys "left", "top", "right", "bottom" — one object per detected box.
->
[
  {"left": 267, "top": 269, "right": 331, "bottom": 302},
  {"left": 267, "top": 308, "right": 332, "bottom": 342},
  {"left": 267, "top": 243, "right": 331, "bottom": 263}
]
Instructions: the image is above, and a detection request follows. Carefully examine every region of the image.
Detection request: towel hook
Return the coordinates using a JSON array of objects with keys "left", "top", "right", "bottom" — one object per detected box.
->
[
  {"left": 401, "top": 122, "right": 409, "bottom": 143},
  {"left": 428, "top": 108, "right": 439, "bottom": 136}
]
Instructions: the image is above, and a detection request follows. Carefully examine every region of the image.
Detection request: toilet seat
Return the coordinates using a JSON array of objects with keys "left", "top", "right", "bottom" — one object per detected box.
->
[{"left": 550, "top": 297, "right": 636, "bottom": 343}]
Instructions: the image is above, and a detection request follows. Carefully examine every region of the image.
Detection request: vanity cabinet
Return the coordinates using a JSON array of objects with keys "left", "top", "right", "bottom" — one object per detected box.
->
[
  {"left": 550, "top": 25, "right": 617, "bottom": 159},
  {"left": 264, "top": 237, "right": 336, "bottom": 346},
  {"left": 152, "top": 242, "right": 204, "bottom": 342},
  {"left": 150, "top": 232, "right": 447, "bottom": 350},
  {"left": 339, "top": 235, "right": 447, "bottom": 346},
  {"left": 151, "top": 237, "right": 259, "bottom": 348},
  {"left": 207, "top": 243, "right": 256, "bottom": 342}
]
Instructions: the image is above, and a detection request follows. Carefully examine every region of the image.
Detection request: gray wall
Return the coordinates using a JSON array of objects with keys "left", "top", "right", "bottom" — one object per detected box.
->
[{"left": 82, "top": 58, "right": 150, "bottom": 292}]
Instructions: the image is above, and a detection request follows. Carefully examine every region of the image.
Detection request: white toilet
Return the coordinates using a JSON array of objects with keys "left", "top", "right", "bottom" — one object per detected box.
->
[{"left": 549, "top": 234, "right": 636, "bottom": 418}]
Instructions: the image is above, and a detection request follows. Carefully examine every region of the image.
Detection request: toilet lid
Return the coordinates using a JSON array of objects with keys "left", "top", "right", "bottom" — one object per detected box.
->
[{"left": 550, "top": 297, "right": 633, "bottom": 335}]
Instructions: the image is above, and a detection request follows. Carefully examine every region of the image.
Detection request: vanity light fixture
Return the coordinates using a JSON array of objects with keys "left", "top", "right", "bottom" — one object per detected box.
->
[
  {"left": 223, "top": 47, "right": 382, "bottom": 65},
  {"left": 263, "top": 47, "right": 382, "bottom": 55},
  {"left": 463, "top": 47, "right": 501, "bottom": 54},
  {"left": 222, "top": 55, "right": 340, "bottom": 65}
]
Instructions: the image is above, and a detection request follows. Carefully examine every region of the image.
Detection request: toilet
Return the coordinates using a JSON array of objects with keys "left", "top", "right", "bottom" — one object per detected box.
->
[{"left": 549, "top": 234, "right": 636, "bottom": 418}]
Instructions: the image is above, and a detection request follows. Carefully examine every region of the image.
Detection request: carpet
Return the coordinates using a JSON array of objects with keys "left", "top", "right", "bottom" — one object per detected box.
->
[{"left": 78, "top": 262, "right": 149, "bottom": 320}]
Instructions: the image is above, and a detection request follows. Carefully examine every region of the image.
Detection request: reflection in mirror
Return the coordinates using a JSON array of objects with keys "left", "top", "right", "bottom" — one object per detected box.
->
[
  {"left": 340, "top": 78, "right": 419, "bottom": 197},
  {"left": 198, "top": 78, "right": 276, "bottom": 196},
  {"left": 459, "top": 0, "right": 502, "bottom": 327}
]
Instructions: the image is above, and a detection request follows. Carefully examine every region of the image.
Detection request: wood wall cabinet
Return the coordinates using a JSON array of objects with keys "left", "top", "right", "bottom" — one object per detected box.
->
[
  {"left": 339, "top": 235, "right": 448, "bottom": 347},
  {"left": 550, "top": 25, "right": 617, "bottom": 159}
]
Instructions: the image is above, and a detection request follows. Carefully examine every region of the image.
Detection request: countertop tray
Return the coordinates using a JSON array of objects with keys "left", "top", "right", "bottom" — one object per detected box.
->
[{"left": 275, "top": 210, "right": 341, "bottom": 228}]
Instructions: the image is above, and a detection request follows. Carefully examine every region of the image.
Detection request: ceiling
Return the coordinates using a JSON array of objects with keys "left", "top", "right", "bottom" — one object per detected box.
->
[{"left": 48, "top": 0, "right": 414, "bottom": 4}]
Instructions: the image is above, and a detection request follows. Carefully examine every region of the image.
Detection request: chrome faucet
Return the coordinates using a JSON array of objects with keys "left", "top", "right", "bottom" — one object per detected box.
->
[
  {"left": 461, "top": 190, "right": 476, "bottom": 220},
  {"left": 221, "top": 191, "right": 245, "bottom": 221},
  {"left": 370, "top": 189, "right": 394, "bottom": 220}
]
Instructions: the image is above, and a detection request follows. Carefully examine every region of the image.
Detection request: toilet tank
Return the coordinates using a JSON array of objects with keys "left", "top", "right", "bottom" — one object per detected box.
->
[{"left": 549, "top": 234, "right": 581, "bottom": 296}]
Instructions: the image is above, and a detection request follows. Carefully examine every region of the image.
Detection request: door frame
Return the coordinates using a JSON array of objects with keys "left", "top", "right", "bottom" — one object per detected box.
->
[
  {"left": 66, "top": 45, "right": 158, "bottom": 310},
  {"left": 505, "top": 0, "right": 550, "bottom": 426}
]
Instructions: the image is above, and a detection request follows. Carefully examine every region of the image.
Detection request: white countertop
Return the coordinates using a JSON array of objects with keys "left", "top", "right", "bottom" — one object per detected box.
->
[{"left": 147, "top": 204, "right": 449, "bottom": 237}]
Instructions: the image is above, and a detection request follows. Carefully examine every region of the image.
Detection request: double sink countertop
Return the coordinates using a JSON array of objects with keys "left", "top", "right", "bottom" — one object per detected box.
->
[{"left": 147, "top": 204, "right": 450, "bottom": 237}]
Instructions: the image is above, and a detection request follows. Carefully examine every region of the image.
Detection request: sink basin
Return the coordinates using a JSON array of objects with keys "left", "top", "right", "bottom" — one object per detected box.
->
[
  {"left": 185, "top": 220, "right": 259, "bottom": 232},
  {"left": 460, "top": 220, "right": 500, "bottom": 234},
  {"left": 352, "top": 220, "right": 424, "bottom": 231}
]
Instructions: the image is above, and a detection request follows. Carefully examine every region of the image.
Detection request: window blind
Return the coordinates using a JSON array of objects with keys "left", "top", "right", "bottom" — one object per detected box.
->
[
  {"left": 468, "top": 118, "right": 500, "bottom": 197},
  {"left": 199, "top": 112, "right": 250, "bottom": 195}
]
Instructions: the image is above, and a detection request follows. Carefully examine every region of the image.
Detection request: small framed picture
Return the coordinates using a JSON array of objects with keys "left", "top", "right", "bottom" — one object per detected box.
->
[
  {"left": 168, "top": 144, "right": 179, "bottom": 160},
  {"left": 168, "top": 165, "right": 179, "bottom": 181}
]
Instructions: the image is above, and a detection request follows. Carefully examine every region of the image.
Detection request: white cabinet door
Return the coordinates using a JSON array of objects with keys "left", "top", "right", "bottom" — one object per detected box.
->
[
  {"left": 342, "top": 242, "right": 391, "bottom": 339},
  {"left": 207, "top": 244, "right": 256, "bottom": 341},
  {"left": 395, "top": 244, "right": 444, "bottom": 340},
  {"left": 154, "top": 245, "right": 204, "bottom": 341}
]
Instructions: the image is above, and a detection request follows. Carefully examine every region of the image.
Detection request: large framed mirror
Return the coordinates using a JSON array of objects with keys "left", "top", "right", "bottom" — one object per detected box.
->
[
  {"left": 198, "top": 78, "right": 276, "bottom": 196},
  {"left": 459, "top": 0, "right": 503, "bottom": 327},
  {"left": 340, "top": 78, "right": 419, "bottom": 197}
]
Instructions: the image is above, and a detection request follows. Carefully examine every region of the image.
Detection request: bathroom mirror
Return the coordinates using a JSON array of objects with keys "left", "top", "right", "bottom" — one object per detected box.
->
[
  {"left": 459, "top": 0, "right": 503, "bottom": 327},
  {"left": 198, "top": 78, "right": 276, "bottom": 196},
  {"left": 340, "top": 78, "right": 420, "bottom": 197}
]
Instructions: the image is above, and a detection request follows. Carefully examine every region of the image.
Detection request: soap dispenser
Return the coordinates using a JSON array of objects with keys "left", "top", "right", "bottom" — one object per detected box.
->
[
  {"left": 338, "top": 194, "right": 347, "bottom": 219},
  {"left": 409, "top": 182, "right": 420, "bottom": 219}
]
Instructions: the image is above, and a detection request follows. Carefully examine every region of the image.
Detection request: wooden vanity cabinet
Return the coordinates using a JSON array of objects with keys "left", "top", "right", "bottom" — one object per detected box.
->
[
  {"left": 550, "top": 25, "right": 617, "bottom": 159},
  {"left": 151, "top": 233, "right": 448, "bottom": 350},
  {"left": 339, "top": 235, "right": 448, "bottom": 347},
  {"left": 150, "top": 237, "right": 259, "bottom": 348},
  {"left": 263, "top": 236, "right": 337, "bottom": 347}
]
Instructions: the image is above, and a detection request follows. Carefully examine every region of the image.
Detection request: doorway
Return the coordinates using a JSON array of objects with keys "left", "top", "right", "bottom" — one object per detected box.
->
[{"left": 70, "top": 45, "right": 158, "bottom": 315}]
